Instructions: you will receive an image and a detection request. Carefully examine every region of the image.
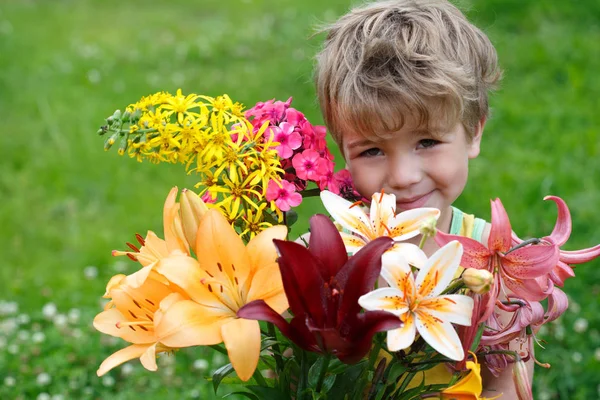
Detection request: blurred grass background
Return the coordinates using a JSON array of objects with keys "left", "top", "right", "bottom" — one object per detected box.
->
[{"left": 0, "top": 0, "right": 599, "bottom": 398}]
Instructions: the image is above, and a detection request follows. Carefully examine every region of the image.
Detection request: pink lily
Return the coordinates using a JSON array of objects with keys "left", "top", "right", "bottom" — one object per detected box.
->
[
  {"left": 513, "top": 196, "right": 600, "bottom": 286},
  {"left": 436, "top": 199, "right": 559, "bottom": 322}
]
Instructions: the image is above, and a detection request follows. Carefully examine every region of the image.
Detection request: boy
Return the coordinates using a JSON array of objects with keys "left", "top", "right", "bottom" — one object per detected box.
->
[{"left": 314, "top": 0, "right": 527, "bottom": 397}]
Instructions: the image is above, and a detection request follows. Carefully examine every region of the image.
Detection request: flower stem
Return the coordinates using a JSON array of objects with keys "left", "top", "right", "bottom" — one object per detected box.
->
[
  {"left": 267, "top": 322, "right": 285, "bottom": 373},
  {"left": 418, "top": 234, "right": 428, "bottom": 249},
  {"left": 253, "top": 369, "right": 268, "bottom": 387},
  {"left": 297, "top": 351, "right": 308, "bottom": 400},
  {"left": 209, "top": 344, "right": 228, "bottom": 355},
  {"left": 315, "top": 354, "right": 332, "bottom": 393},
  {"left": 299, "top": 188, "right": 321, "bottom": 198}
]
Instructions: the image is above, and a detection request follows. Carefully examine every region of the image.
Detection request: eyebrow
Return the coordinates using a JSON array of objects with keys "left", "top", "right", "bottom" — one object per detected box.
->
[
  {"left": 345, "top": 128, "right": 446, "bottom": 150},
  {"left": 346, "top": 139, "right": 377, "bottom": 150}
]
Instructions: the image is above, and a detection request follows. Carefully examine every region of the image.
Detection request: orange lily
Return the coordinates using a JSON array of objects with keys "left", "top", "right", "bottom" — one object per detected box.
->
[
  {"left": 93, "top": 271, "right": 189, "bottom": 376},
  {"left": 112, "top": 187, "right": 208, "bottom": 285},
  {"left": 154, "top": 209, "right": 288, "bottom": 381}
]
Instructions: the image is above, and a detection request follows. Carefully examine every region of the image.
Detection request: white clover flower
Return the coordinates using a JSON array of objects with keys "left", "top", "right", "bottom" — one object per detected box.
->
[
  {"left": 574, "top": 318, "right": 588, "bottom": 333},
  {"left": 51, "top": 395, "right": 65, "bottom": 400},
  {"left": 1, "top": 318, "right": 18, "bottom": 335},
  {"left": 193, "top": 359, "right": 209, "bottom": 371},
  {"left": 17, "top": 330, "right": 30, "bottom": 341},
  {"left": 67, "top": 308, "right": 81, "bottom": 324},
  {"left": 0, "top": 301, "right": 18, "bottom": 316},
  {"left": 36, "top": 372, "right": 51, "bottom": 386},
  {"left": 113, "top": 260, "right": 128, "bottom": 273},
  {"left": 72, "top": 328, "right": 83, "bottom": 339},
  {"left": 189, "top": 389, "right": 201, "bottom": 399},
  {"left": 594, "top": 348, "right": 600, "bottom": 362},
  {"left": 569, "top": 301, "right": 581, "bottom": 314},
  {"left": 17, "top": 313, "right": 30, "bottom": 325},
  {"left": 37, "top": 393, "right": 51, "bottom": 400},
  {"left": 53, "top": 314, "right": 68, "bottom": 328},
  {"left": 102, "top": 376, "right": 115, "bottom": 387},
  {"left": 8, "top": 343, "right": 19, "bottom": 355},
  {"left": 121, "top": 363, "right": 134, "bottom": 376},
  {"left": 83, "top": 265, "right": 98, "bottom": 279},
  {"left": 554, "top": 325, "right": 565, "bottom": 340},
  {"left": 571, "top": 352, "right": 583, "bottom": 363},
  {"left": 32, "top": 331, "right": 46, "bottom": 344},
  {"left": 42, "top": 303, "right": 58, "bottom": 319},
  {"left": 4, "top": 376, "right": 16, "bottom": 387},
  {"left": 0, "top": 336, "right": 6, "bottom": 349}
]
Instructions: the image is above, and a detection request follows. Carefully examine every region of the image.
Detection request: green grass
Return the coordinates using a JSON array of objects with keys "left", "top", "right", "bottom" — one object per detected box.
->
[{"left": 1, "top": 0, "right": 599, "bottom": 398}]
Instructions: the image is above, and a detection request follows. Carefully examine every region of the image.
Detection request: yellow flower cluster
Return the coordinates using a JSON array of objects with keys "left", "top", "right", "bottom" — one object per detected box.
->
[{"left": 99, "top": 90, "right": 285, "bottom": 239}]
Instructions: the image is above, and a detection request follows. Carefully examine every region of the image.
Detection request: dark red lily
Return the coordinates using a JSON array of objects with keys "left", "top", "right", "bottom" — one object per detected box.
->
[{"left": 237, "top": 214, "right": 401, "bottom": 363}]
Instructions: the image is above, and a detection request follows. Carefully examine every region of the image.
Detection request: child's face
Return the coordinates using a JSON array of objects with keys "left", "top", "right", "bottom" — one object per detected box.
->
[{"left": 341, "top": 119, "right": 482, "bottom": 231}]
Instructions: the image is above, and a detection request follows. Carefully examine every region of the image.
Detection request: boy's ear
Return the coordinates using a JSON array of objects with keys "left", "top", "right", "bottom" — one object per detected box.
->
[{"left": 467, "top": 116, "right": 486, "bottom": 159}]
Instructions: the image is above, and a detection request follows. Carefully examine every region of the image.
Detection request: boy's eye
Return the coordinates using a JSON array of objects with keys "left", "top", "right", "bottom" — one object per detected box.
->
[
  {"left": 360, "top": 147, "right": 383, "bottom": 157},
  {"left": 418, "top": 139, "right": 440, "bottom": 149}
]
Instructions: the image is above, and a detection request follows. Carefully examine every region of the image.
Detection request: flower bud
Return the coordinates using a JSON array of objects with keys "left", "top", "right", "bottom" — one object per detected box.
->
[
  {"left": 462, "top": 268, "right": 493, "bottom": 294},
  {"left": 104, "top": 132, "right": 119, "bottom": 150},
  {"left": 180, "top": 189, "right": 209, "bottom": 248},
  {"left": 419, "top": 217, "right": 438, "bottom": 237},
  {"left": 512, "top": 359, "right": 533, "bottom": 400}
]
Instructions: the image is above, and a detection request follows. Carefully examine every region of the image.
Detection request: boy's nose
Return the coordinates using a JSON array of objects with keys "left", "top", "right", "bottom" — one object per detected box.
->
[{"left": 386, "top": 155, "right": 423, "bottom": 189}]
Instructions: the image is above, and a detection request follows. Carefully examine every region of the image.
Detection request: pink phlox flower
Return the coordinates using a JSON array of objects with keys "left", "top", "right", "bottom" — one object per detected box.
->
[
  {"left": 266, "top": 179, "right": 302, "bottom": 212},
  {"left": 328, "top": 169, "right": 362, "bottom": 202},
  {"left": 292, "top": 149, "right": 328, "bottom": 182},
  {"left": 270, "top": 122, "right": 302, "bottom": 159},
  {"left": 284, "top": 107, "right": 305, "bottom": 126},
  {"left": 245, "top": 97, "right": 293, "bottom": 126},
  {"left": 317, "top": 159, "right": 335, "bottom": 190},
  {"left": 435, "top": 198, "right": 560, "bottom": 323},
  {"left": 512, "top": 196, "right": 600, "bottom": 287}
]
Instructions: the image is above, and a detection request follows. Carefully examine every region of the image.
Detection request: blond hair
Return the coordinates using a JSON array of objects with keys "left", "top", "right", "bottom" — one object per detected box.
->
[{"left": 314, "top": 0, "right": 502, "bottom": 148}]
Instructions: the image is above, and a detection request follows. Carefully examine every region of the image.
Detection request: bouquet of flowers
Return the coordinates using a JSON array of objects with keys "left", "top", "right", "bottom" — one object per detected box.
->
[{"left": 94, "top": 90, "right": 600, "bottom": 399}]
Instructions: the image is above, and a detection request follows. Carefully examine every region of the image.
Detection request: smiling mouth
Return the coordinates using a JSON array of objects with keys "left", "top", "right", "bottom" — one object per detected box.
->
[{"left": 396, "top": 192, "right": 433, "bottom": 210}]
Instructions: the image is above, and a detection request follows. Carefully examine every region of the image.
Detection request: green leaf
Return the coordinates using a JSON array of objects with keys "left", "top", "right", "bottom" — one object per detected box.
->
[
  {"left": 247, "top": 385, "right": 290, "bottom": 400},
  {"left": 285, "top": 209, "right": 299, "bottom": 227},
  {"left": 223, "top": 392, "right": 259, "bottom": 400},
  {"left": 386, "top": 362, "right": 407, "bottom": 384},
  {"left": 212, "top": 363, "right": 235, "bottom": 393},
  {"left": 308, "top": 357, "right": 325, "bottom": 387}
]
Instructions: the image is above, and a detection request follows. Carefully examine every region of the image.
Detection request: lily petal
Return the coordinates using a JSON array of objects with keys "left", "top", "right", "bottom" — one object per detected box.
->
[
  {"left": 387, "top": 243, "right": 428, "bottom": 269},
  {"left": 222, "top": 318, "right": 261, "bottom": 382},
  {"left": 559, "top": 244, "right": 600, "bottom": 264},
  {"left": 339, "top": 231, "right": 368, "bottom": 254},
  {"left": 381, "top": 250, "right": 413, "bottom": 291},
  {"left": 246, "top": 262, "right": 288, "bottom": 314},
  {"left": 435, "top": 231, "right": 491, "bottom": 270},
  {"left": 97, "top": 344, "right": 150, "bottom": 376},
  {"left": 502, "top": 275, "right": 550, "bottom": 302},
  {"left": 420, "top": 295, "right": 474, "bottom": 326},
  {"left": 387, "top": 313, "right": 416, "bottom": 352},
  {"left": 358, "top": 288, "right": 409, "bottom": 316},
  {"left": 387, "top": 208, "right": 440, "bottom": 241},
  {"left": 544, "top": 195, "right": 571, "bottom": 246},
  {"left": 416, "top": 241, "right": 463, "bottom": 298},
  {"left": 320, "top": 190, "right": 372, "bottom": 240},
  {"left": 543, "top": 287, "right": 568, "bottom": 324},
  {"left": 155, "top": 254, "right": 224, "bottom": 309},
  {"left": 336, "top": 236, "right": 395, "bottom": 322},
  {"left": 502, "top": 244, "right": 559, "bottom": 279},
  {"left": 155, "top": 300, "right": 229, "bottom": 347},
  {"left": 548, "top": 261, "right": 575, "bottom": 286},
  {"left": 273, "top": 239, "right": 327, "bottom": 325},
  {"left": 415, "top": 310, "right": 464, "bottom": 361},
  {"left": 140, "top": 343, "right": 159, "bottom": 372},
  {"left": 369, "top": 192, "right": 397, "bottom": 237},
  {"left": 246, "top": 224, "right": 287, "bottom": 278},
  {"left": 196, "top": 209, "right": 251, "bottom": 288},
  {"left": 308, "top": 214, "right": 348, "bottom": 279},
  {"left": 93, "top": 308, "right": 155, "bottom": 344},
  {"left": 163, "top": 187, "right": 189, "bottom": 254},
  {"left": 489, "top": 198, "right": 512, "bottom": 253}
]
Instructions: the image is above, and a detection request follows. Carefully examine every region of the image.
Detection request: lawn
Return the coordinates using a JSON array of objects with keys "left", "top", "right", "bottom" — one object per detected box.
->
[{"left": 0, "top": 0, "right": 599, "bottom": 399}]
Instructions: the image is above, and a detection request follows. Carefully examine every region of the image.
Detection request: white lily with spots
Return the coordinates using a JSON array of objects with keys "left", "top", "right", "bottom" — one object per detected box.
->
[
  {"left": 358, "top": 241, "right": 474, "bottom": 361},
  {"left": 319, "top": 190, "right": 440, "bottom": 254}
]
